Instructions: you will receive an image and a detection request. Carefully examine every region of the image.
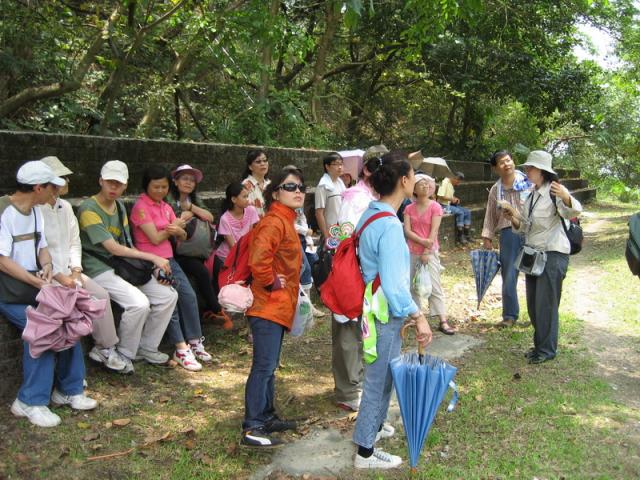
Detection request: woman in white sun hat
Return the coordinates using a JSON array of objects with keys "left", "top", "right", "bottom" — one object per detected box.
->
[{"left": 503, "top": 150, "right": 582, "bottom": 365}]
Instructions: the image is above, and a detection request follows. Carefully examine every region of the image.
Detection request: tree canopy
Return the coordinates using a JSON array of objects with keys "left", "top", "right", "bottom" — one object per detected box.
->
[{"left": 0, "top": 0, "right": 638, "bottom": 187}]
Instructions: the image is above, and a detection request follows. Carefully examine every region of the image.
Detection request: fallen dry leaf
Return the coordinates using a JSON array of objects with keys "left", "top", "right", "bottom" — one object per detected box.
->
[
  {"left": 225, "top": 442, "right": 237, "bottom": 455},
  {"left": 347, "top": 412, "right": 358, "bottom": 422},
  {"left": 77, "top": 422, "right": 91, "bottom": 430},
  {"left": 180, "top": 427, "right": 196, "bottom": 437},
  {"left": 158, "top": 396, "right": 171, "bottom": 403},
  {"left": 184, "top": 439, "right": 196, "bottom": 450},
  {"left": 112, "top": 418, "right": 131, "bottom": 427},
  {"left": 104, "top": 421, "right": 113, "bottom": 429},
  {"left": 82, "top": 432, "right": 100, "bottom": 442},
  {"left": 90, "top": 444, "right": 103, "bottom": 451}
]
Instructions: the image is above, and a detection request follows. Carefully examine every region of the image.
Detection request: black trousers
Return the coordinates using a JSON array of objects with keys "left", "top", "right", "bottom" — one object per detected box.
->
[
  {"left": 525, "top": 251, "right": 569, "bottom": 358},
  {"left": 174, "top": 255, "right": 221, "bottom": 313}
]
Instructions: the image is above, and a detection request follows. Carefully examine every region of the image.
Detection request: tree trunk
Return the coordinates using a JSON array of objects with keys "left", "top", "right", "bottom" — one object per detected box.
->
[
  {"left": 309, "top": 0, "right": 340, "bottom": 122},
  {"left": 257, "top": 0, "right": 281, "bottom": 103},
  {"left": 96, "top": 0, "right": 188, "bottom": 135},
  {"left": 0, "top": 5, "right": 122, "bottom": 118}
]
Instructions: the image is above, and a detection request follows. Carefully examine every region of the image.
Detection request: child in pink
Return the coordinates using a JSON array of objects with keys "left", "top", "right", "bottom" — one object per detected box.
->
[
  {"left": 403, "top": 174, "right": 456, "bottom": 335},
  {"left": 214, "top": 182, "right": 260, "bottom": 276}
]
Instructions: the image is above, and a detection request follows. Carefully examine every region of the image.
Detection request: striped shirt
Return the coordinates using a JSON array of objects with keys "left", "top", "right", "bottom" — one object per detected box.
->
[{"left": 481, "top": 173, "right": 533, "bottom": 239}]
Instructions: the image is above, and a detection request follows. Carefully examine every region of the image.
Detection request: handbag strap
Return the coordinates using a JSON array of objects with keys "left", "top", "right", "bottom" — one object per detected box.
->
[
  {"left": 549, "top": 193, "right": 571, "bottom": 239},
  {"left": 32, "top": 207, "right": 42, "bottom": 270},
  {"left": 114, "top": 200, "right": 133, "bottom": 248}
]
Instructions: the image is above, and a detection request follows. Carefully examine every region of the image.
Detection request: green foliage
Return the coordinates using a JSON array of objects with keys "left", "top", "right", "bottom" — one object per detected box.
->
[{"left": 0, "top": 0, "right": 637, "bottom": 186}]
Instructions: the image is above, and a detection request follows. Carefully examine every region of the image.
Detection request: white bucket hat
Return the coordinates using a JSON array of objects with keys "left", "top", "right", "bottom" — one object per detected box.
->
[
  {"left": 521, "top": 150, "right": 556, "bottom": 175},
  {"left": 40, "top": 156, "right": 73, "bottom": 177}
]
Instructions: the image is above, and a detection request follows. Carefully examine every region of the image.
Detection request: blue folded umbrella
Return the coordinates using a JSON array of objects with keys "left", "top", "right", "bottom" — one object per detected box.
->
[
  {"left": 390, "top": 352, "right": 458, "bottom": 469},
  {"left": 470, "top": 249, "right": 501, "bottom": 309}
]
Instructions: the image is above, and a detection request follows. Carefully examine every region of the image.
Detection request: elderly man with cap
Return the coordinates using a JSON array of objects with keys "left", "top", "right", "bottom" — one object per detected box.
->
[
  {"left": 0, "top": 160, "right": 97, "bottom": 428},
  {"left": 503, "top": 150, "right": 582, "bottom": 364},
  {"left": 77, "top": 160, "right": 178, "bottom": 375},
  {"left": 40, "top": 156, "right": 126, "bottom": 372}
]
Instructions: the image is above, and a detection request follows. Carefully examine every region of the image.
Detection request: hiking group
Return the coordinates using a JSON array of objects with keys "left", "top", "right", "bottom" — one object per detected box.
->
[{"left": 0, "top": 146, "right": 583, "bottom": 470}]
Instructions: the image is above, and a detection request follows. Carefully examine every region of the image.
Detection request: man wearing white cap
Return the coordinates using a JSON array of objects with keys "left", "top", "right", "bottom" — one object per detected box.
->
[
  {"left": 77, "top": 160, "right": 178, "bottom": 374},
  {"left": 0, "top": 160, "right": 97, "bottom": 428}
]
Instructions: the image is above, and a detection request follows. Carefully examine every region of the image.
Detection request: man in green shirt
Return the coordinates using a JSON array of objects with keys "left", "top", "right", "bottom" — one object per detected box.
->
[{"left": 78, "top": 160, "right": 177, "bottom": 374}]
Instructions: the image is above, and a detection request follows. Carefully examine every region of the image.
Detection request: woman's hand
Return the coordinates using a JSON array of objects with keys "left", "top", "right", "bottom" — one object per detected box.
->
[
  {"left": 180, "top": 211, "right": 194, "bottom": 222},
  {"left": 56, "top": 273, "right": 77, "bottom": 289},
  {"left": 550, "top": 181, "right": 571, "bottom": 205},
  {"left": 166, "top": 224, "right": 184, "bottom": 237},
  {"left": 415, "top": 314, "right": 433, "bottom": 348},
  {"left": 37, "top": 263, "right": 53, "bottom": 283},
  {"left": 421, "top": 238, "right": 433, "bottom": 249},
  {"left": 152, "top": 256, "right": 171, "bottom": 274},
  {"left": 420, "top": 253, "right": 430, "bottom": 265}
]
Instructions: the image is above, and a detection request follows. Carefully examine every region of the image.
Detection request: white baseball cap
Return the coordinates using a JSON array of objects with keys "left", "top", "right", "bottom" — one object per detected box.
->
[
  {"left": 40, "top": 156, "right": 73, "bottom": 177},
  {"left": 100, "top": 160, "right": 129, "bottom": 184},
  {"left": 17, "top": 161, "right": 66, "bottom": 187}
]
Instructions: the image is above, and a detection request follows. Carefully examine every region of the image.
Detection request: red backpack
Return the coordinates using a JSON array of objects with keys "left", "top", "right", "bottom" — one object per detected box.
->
[
  {"left": 218, "top": 231, "right": 254, "bottom": 288},
  {"left": 320, "top": 212, "right": 394, "bottom": 318}
]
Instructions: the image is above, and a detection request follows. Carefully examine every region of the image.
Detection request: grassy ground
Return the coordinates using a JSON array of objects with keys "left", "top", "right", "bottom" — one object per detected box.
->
[{"left": 0, "top": 199, "right": 638, "bottom": 479}]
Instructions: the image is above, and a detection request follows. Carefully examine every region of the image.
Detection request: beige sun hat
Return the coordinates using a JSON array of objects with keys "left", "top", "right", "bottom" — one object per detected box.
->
[
  {"left": 521, "top": 150, "right": 556, "bottom": 175},
  {"left": 40, "top": 156, "right": 73, "bottom": 177}
]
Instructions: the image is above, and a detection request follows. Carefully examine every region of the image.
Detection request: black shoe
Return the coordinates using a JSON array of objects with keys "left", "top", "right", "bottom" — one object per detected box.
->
[
  {"left": 240, "top": 427, "right": 284, "bottom": 448},
  {"left": 264, "top": 416, "right": 297, "bottom": 433},
  {"left": 463, "top": 227, "right": 473, "bottom": 242},
  {"left": 524, "top": 348, "right": 536, "bottom": 359},
  {"left": 528, "top": 354, "right": 553, "bottom": 365}
]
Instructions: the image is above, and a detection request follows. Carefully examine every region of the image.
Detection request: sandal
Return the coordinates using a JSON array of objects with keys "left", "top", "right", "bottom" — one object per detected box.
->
[{"left": 438, "top": 321, "right": 456, "bottom": 335}]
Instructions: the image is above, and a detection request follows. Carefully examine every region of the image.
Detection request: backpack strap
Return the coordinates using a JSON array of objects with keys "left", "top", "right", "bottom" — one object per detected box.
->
[
  {"left": 549, "top": 193, "right": 571, "bottom": 238},
  {"left": 354, "top": 211, "right": 395, "bottom": 293}
]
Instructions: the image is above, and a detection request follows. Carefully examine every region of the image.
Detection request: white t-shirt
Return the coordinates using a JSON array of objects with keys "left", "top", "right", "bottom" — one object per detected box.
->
[
  {"left": 0, "top": 196, "right": 48, "bottom": 271},
  {"left": 315, "top": 173, "right": 346, "bottom": 228}
]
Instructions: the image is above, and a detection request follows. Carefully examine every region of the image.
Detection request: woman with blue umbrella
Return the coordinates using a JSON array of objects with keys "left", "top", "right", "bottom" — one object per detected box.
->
[{"left": 352, "top": 151, "right": 432, "bottom": 470}]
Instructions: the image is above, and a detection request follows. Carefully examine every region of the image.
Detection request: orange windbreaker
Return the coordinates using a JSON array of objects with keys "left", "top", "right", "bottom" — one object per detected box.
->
[{"left": 246, "top": 201, "right": 302, "bottom": 329}]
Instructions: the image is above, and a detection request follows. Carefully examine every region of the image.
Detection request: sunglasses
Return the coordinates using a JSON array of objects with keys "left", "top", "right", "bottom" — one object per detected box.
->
[{"left": 277, "top": 182, "right": 306, "bottom": 193}]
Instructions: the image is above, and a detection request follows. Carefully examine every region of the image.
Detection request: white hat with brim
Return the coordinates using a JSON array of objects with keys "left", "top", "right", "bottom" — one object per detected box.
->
[
  {"left": 100, "top": 160, "right": 129, "bottom": 184},
  {"left": 171, "top": 164, "right": 203, "bottom": 183},
  {"left": 40, "top": 156, "right": 73, "bottom": 177},
  {"left": 521, "top": 150, "right": 556, "bottom": 175},
  {"left": 17, "top": 161, "right": 66, "bottom": 187}
]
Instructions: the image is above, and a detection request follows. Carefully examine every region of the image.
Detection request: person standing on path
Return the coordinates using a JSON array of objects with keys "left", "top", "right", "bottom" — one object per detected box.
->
[
  {"left": 505, "top": 151, "right": 582, "bottom": 364},
  {"left": 481, "top": 150, "right": 533, "bottom": 328},
  {"left": 240, "top": 167, "right": 305, "bottom": 448},
  {"left": 352, "top": 151, "right": 432, "bottom": 470}
]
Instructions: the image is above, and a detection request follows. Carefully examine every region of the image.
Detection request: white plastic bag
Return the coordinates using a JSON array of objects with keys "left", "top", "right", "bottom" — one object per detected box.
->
[
  {"left": 290, "top": 287, "right": 314, "bottom": 337},
  {"left": 413, "top": 262, "right": 433, "bottom": 300}
]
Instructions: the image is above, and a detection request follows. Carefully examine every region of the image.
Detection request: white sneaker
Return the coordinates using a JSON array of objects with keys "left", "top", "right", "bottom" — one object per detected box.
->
[
  {"left": 51, "top": 389, "right": 98, "bottom": 410},
  {"left": 89, "top": 346, "right": 127, "bottom": 371},
  {"left": 173, "top": 348, "right": 202, "bottom": 372},
  {"left": 375, "top": 422, "right": 395, "bottom": 442},
  {"left": 11, "top": 398, "right": 61, "bottom": 428},
  {"left": 135, "top": 348, "right": 169, "bottom": 364},
  {"left": 188, "top": 337, "right": 212, "bottom": 363},
  {"left": 354, "top": 449, "right": 403, "bottom": 469},
  {"left": 337, "top": 398, "right": 360, "bottom": 412},
  {"left": 312, "top": 305, "right": 326, "bottom": 317}
]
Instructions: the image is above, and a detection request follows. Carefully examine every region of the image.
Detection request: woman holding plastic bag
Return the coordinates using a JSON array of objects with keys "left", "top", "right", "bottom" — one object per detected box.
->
[{"left": 403, "top": 174, "right": 456, "bottom": 335}]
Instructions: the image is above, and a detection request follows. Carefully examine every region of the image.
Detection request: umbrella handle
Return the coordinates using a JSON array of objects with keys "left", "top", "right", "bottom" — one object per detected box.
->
[{"left": 400, "top": 322, "right": 426, "bottom": 356}]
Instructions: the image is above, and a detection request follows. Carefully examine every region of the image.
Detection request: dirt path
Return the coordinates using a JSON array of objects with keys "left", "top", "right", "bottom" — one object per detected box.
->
[{"left": 568, "top": 214, "right": 640, "bottom": 409}]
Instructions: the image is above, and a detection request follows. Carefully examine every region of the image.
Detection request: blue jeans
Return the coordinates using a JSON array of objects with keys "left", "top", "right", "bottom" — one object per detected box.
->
[
  {"left": 353, "top": 316, "right": 403, "bottom": 449},
  {"left": 0, "top": 302, "right": 85, "bottom": 406},
  {"left": 166, "top": 258, "right": 202, "bottom": 344},
  {"left": 499, "top": 227, "right": 524, "bottom": 321},
  {"left": 445, "top": 204, "right": 471, "bottom": 227},
  {"left": 243, "top": 316, "right": 285, "bottom": 430}
]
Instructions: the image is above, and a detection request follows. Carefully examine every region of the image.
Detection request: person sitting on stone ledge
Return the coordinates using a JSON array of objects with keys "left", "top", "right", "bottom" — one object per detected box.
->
[
  {"left": 40, "top": 156, "right": 126, "bottom": 373},
  {"left": 131, "top": 165, "right": 213, "bottom": 372},
  {"left": 437, "top": 171, "right": 472, "bottom": 245},
  {"left": 77, "top": 160, "right": 178, "bottom": 375},
  {"left": 167, "top": 164, "right": 231, "bottom": 327},
  {"left": 0, "top": 160, "right": 97, "bottom": 428}
]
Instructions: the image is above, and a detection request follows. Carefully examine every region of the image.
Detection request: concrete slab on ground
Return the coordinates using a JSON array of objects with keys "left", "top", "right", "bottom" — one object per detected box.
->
[{"left": 251, "top": 333, "right": 481, "bottom": 479}]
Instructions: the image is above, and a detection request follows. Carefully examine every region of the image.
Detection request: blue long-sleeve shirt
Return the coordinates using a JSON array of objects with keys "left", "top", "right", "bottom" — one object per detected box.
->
[{"left": 356, "top": 201, "right": 419, "bottom": 318}]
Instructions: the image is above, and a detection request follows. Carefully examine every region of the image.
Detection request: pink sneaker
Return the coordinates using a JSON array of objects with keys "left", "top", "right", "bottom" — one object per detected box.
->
[
  {"left": 188, "top": 337, "right": 212, "bottom": 363},
  {"left": 173, "top": 348, "right": 202, "bottom": 372}
]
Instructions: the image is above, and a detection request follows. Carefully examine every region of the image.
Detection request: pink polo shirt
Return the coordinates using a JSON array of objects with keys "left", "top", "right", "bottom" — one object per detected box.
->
[
  {"left": 405, "top": 201, "right": 443, "bottom": 255},
  {"left": 130, "top": 193, "right": 176, "bottom": 259}
]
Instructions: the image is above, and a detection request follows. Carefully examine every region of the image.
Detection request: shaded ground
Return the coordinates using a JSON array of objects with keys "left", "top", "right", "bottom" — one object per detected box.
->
[{"left": 0, "top": 200, "right": 638, "bottom": 479}]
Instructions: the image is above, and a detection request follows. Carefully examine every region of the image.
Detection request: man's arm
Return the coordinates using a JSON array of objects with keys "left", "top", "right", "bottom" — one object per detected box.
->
[
  {"left": 101, "top": 238, "right": 171, "bottom": 273},
  {"left": 0, "top": 255, "right": 46, "bottom": 288}
]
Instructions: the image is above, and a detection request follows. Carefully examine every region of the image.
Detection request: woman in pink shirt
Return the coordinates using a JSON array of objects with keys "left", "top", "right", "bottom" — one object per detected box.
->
[
  {"left": 131, "top": 166, "right": 213, "bottom": 371},
  {"left": 403, "top": 174, "right": 456, "bottom": 335}
]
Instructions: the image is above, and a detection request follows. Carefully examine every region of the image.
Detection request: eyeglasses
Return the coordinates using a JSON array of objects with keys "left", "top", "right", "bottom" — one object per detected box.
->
[
  {"left": 277, "top": 182, "right": 306, "bottom": 193},
  {"left": 329, "top": 162, "right": 344, "bottom": 167},
  {"left": 253, "top": 159, "right": 268, "bottom": 165}
]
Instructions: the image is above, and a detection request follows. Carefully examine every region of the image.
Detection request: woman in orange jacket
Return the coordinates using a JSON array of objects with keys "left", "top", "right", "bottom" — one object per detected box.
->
[{"left": 241, "top": 166, "right": 305, "bottom": 448}]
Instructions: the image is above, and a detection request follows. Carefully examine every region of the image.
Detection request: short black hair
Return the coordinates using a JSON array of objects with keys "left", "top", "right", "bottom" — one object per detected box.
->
[
  {"left": 370, "top": 151, "right": 412, "bottom": 197},
  {"left": 490, "top": 150, "right": 512, "bottom": 167},
  {"left": 322, "top": 152, "right": 342, "bottom": 173},
  {"left": 264, "top": 167, "right": 305, "bottom": 210},
  {"left": 15, "top": 181, "right": 36, "bottom": 193},
  {"left": 454, "top": 171, "right": 465, "bottom": 180},
  {"left": 242, "top": 149, "right": 268, "bottom": 179},
  {"left": 142, "top": 165, "right": 171, "bottom": 192},
  {"left": 541, "top": 170, "right": 559, "bottom": 183}
]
